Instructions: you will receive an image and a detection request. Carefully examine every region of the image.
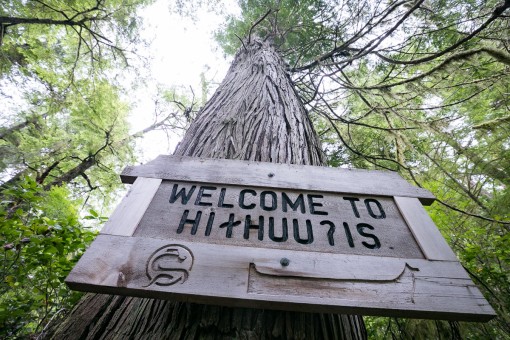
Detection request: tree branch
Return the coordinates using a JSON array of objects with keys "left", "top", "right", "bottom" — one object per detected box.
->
[
  {"left": 0, "top": 114, "right": 47, "bottom": 141},
  {"left": 0, "top": 16, "right": 91, "bottom": 27},
  {"left": 373, "top": 2, "right": 510, "bottom": 66},
  {"left": 248, "top": 9, "right": 272, "bottom": 44},
  {"left": 473, "top": 114, "right": 510, "bottom": 130},
  {"left": 436, "top": 199, "right": 510, "bottom": 227}
]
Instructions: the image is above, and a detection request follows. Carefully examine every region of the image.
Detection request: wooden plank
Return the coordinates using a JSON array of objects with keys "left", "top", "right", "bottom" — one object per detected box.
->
[
  {"left": 66, "top": 234, "right": 495, "bottom": 322},
  {"left": 134, "top": 181, "right": 425, "bottom": 259},
  {"left": 100, "top": 177, "right": 162, "bottom": 236},
  {"left": 394, "top": 196, "right": 457, "bottom": 261},
  {"left": 120, "top": 155, "right": 435, "bottom": 205}
]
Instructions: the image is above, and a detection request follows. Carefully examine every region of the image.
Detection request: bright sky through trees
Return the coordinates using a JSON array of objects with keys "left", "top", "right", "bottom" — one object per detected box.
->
[{"left": 130, "top": 0, "right": 238, "bottom": 162}]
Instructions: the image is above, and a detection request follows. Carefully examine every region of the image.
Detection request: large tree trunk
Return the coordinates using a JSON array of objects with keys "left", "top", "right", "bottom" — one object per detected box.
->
[{"left": 48, "top": 38, "right": 367, "bottom": 339}]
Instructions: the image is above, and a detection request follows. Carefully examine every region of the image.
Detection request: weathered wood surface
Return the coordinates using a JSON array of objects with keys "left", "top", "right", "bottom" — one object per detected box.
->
[
  {"left": 121, "top": 155, "right": 435, "bottom": 205},
  {"left": 100, "top": 177, "right": 161, "bottom": 236},
  {"left": 130, "top": 181, "right": 424, "bottom": 259},
  {"left": 66, "top": 234, "right": 496, "bottom": 322},
  {"left": 394, "top": 196, "right": 457, "bottom": 261}
]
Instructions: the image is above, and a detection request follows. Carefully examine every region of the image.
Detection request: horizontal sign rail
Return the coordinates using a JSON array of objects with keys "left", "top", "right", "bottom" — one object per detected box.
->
[
  {"left": 67, "top": 235, "right": 495, "bottom": 322},
  {"left": 121, "top": 156, "right": 435, "bottom": 205}
]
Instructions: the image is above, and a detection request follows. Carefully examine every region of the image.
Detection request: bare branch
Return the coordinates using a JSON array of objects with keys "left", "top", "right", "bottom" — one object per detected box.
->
[
  {"left": 437, "top": 199, "right": 510, "bottom": 227},
  {"left": 248, "top": 9, "right": 272, "bottom": 44},
  {"left": 373, "top": 2, "right": 510, "bottom": 66}
]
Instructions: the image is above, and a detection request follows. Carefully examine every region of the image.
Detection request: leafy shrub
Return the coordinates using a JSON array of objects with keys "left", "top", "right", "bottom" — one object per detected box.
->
[{"left": 0, "top": 178, "right": 96, "bottom": 338}]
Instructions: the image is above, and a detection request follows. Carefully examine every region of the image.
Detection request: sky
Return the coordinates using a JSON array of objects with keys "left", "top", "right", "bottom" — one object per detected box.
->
[{"left": 129, "top": 0, "right": 240, "bottom": 163}]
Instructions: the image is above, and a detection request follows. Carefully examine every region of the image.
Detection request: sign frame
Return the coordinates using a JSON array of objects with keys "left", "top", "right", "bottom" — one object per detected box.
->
[{"left": 66, "top": 155, "right": 496, "bottom": 322}]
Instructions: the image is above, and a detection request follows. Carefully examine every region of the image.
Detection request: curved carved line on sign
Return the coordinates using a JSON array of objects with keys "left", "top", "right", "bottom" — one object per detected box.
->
[
  {"left": 252, "top": 261, "right": 419, "bottom": 282},
  {"left": 144, "top": 244, "right": 194, "bottom": 287},
  {"left": 248, "top": 264, "right": 420, "bottom": 303}
]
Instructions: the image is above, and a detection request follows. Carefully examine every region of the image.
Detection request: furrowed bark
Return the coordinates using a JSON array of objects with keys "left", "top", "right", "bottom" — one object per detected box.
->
[
  {"left": 48, "top": 38, "right": 366, "bottom": 340},
  {"left": 175, "top": 38, "right": 325, "bottom": 165}
]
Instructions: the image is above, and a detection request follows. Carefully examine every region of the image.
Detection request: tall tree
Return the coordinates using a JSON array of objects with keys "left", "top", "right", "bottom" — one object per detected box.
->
[
  {"left": 48, "top": 38, "right": 366, "bottom": 339},
  {"left": 0, "top": 0, "right": 182, "bottom": 202},
  {"left": 30, "top": 0, "right": 509, "bottom": 337},
  {"left": 216, "top": 1, "right": 509, "bottom": 337}
]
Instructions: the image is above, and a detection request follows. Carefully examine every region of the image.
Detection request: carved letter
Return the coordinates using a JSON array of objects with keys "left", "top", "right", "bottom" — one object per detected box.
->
[
  {"left": 321, "top": 220, "right": 335, "bottom": 246},
  {"left": 364, "top": 198, "right": 386, "bottom": 219},
  {"left": 307, "top": 194, "right": 328, "bottom": 215},
  {"left": 293, "top": 219, "right": 314, "bottom": 244},
  {"left": 219, "top": 213, "right": 241, "bottom": 238},
  {"left": 239, "top": 189, "right": 257, "bottom": 209},
  {"left": 195, "top": 186, "right": 216, "bottom": 206},
  {"left": 269, "top": 217, "right": 288, "bottom": 242},
  {"left": 177, "top": 210, "right": 202, "bottom": 235},
  {"left": 282, "top": 193, "right": 305, "bottom": 213},
  {"left": 260, "top": 191, "right": 277, "bottom": 211},
  {"left": 170, "top": 184, "right": 196, "bottom": 204},
  {"left": 343, "top": 197, "right": 360, "bottom": 218},
  {"left": 205, "top": 212, "right": 215, "bottom": 236},
  {"left": 218, "top": 188, "right": 234, "bottom": 208},
  {"left": 244, "top": 215, "right": 264, "bottom": 240},
  {"left": 343, "top": 222, "right": 355, "bottom": 248},
  {"left": 356, "top": 223, "right": 381, "bottom": 249}
]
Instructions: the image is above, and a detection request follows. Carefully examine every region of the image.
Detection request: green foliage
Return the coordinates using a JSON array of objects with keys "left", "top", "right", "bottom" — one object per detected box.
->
[
  {"left": 0, "top": 0, "right": 155, "bottom": 78},
  {"left": 0, "top": 178, "right": 96, "bottom": 338},
  {"left": 0, "top": 0, "right": 156, "bottom": 337},
  {"left": 1, "top": 77, "right": 136, "bottom": 208},
  {"left": 217, "top": 0, "right": 510, "bottom": 337},
  {"left": 0, "top": 0, "right": 149, "bottom": 204},
  {"left": 216, "top": 0, "right": 340, "bottom": 66}
]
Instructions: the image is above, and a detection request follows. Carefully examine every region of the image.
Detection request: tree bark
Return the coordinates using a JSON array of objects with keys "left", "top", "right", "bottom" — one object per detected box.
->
[
  {"left": 48, "top": 38, "right": 366, "bottom": 339},
  {"left": 174, "top": 38, "right": 324, "bottom": 165}
]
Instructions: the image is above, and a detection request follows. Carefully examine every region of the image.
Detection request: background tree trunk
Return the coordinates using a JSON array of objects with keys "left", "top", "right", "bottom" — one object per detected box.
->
[{"left": 48, "top": 38, "right": 367, "bottom": 339}]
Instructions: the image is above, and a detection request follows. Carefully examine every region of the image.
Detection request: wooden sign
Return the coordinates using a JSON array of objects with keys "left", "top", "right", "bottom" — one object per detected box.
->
[{"left": 66, "top": 155, "right": 495, "bottom": 321}]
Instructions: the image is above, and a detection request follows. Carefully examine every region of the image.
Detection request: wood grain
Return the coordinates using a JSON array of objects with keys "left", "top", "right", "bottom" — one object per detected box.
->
[
  {"left": 134, "top": 181, "right": 424, "bottom": 259},
  {"left": 120, "top": 155, "right": 436, "bottom": 205},
  {"left": 394, "top": 196, "right": 457, "bottom": 261},
  {"left": 100, "top": 177, "right": 162, "bottom": 236},
  {"left": 66, "top": 234, "right": 496, "bottom": 322}
]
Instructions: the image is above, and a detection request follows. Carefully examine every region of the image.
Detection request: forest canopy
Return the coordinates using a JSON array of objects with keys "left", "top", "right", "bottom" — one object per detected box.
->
[
  {"left": 0, "top": 0, "right": 194, "bottom": 337},
  {"left": 1, "top": 0, "right": 509, "bottom": 338},
  {"left": 216, "top": 0, "right": 509, "bottom": 337}
]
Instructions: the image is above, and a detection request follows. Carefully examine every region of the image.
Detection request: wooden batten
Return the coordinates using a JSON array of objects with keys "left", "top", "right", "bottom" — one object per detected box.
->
[
  {"left": 66, "top": 234, "right": 496, "bottom": 322},
  {"left": 100, "top": 177, "right": 161, "bottom": 236},
  {"left": 395, "top": 196, "right": 457, "bottom": 261},
  {"left": 120, "top": 155, "right": 435, "bottom": 205}
]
